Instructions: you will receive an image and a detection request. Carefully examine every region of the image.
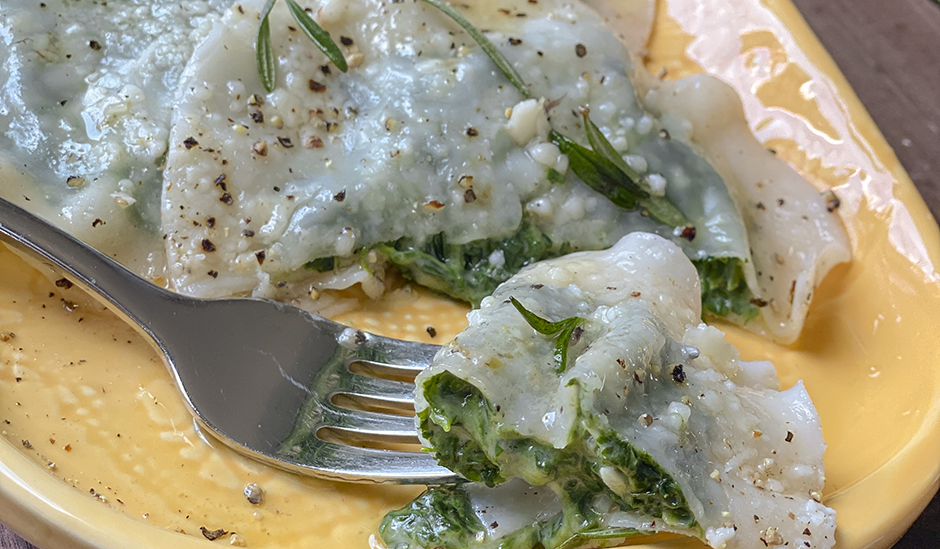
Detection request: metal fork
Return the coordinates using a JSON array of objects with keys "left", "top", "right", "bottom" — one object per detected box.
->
[{"left": 0, "top": 197, "right": 458, "bottom": 484}]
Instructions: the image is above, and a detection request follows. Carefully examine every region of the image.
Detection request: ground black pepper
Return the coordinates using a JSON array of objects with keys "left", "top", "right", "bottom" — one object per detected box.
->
[{"left": 671, "top": 364, "right": 686, "bottom": 384}]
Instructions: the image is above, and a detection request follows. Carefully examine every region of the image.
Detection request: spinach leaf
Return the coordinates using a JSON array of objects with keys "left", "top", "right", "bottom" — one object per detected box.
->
[
  {"left": 302, "top": 224, "right": 755, "bottom": 324},
  {"left": 301, "top": 224, "right": 755, "bottom": 323},
  {"left": 304, "top": 256, "right": 335, "bottom": 272},
  {"left": 592, "top": 432, "right": 696, "bottom": 527},
  {"left": 418, "top": 371, "right": 504, "bottom": 486},
  {"left": 379, "top": 481, "right": 642, "bottom": 549}
]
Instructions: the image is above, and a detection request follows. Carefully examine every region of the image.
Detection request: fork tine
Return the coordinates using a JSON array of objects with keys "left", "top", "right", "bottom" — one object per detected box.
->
[
  {"left": 277, "top": 440, "right": 460, "bottom": 484},
  {"left": 331, "top": 373, "right": 415, "bottom": 411},
  {"left": 349, "top": 332, "right": 439, "bottom": 371},
  {"left": 320, "top": 406, "right": 420, "bottom": 442}
]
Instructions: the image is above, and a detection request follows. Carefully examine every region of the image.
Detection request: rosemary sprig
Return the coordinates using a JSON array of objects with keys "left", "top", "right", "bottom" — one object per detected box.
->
[
  {"left": 419, "top": 0, "right": 532, "bottom": 99},
  {"left": 550, "top": 130, "right": 646, "bottom": 210},
  {"left": 255, "top": 0, "right": 348, "bottom": 92},
  {"left": 580, "top": 111, "right": 689, "bottom": 227},
  {"left": 510, "top": 297, "right": 585, "bottom": 374},
  {"left": 420, "top": 0, "right": 692, "bottom": 232},
  {"left": 285, "top": 0, "right": 348, "bottom": 72}
]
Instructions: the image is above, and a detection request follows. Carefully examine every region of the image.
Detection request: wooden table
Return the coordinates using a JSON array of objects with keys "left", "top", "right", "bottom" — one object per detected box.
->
[{"left": 1, "top": 0, "right": 938, "bottom": 547}]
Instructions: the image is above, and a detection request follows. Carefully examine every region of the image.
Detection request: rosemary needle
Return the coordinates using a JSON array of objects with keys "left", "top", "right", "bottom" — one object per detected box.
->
[
  {"left": 285, "top": 0, "right": 348, "bottom": 72},
  {"left": 419, "top": 0, "right": 532, "bottom": 99},
  {"left": 255, "top": 0, "right": 348, "bottom": 92},
  {"left": 256, "top": 0, "right": 277, "bottom": 92}
]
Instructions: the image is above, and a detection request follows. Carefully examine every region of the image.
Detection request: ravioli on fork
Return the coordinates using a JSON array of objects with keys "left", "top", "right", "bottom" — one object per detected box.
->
[{"left": 383, "top": 233, "right": 835, "bottom": 549}]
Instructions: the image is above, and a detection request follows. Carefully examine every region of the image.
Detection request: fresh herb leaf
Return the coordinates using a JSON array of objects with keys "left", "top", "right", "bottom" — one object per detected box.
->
[
  {"left": 255, "top": 0, "right": 347, "bottom": 92},
  {"left": 510, "top": 297, "right": 584, "bottom": 374},
  {"left": 419, "top": 0, "right": 531, "bottom": 98},
  {"left": 580, "top": 109, "right": 640, "bottom": 180},
  {"left": 550, "top": 130, "right": 648, "bottom": 210},
  {"left": 580, "top": 110, "right": 689, "bottom": 228},
  {"left": 552, "top": 321, "right": 583, "bottom": 374},
  {"left": 641, "top": 191, "right": 692, "bottom": 229},
  {"left": 509, "top": 297, "right": 573, "bottom": 336},
  {"left": 256, "top": 0, "right": 278, "bottom": 92},
  {"left": 284, "top": 0, "right": 348, "bottom": 72}
]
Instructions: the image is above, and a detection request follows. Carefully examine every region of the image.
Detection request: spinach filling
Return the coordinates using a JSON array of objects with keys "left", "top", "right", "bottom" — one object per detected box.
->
[
  {"left": 374, "top": 220, "right": 562, "bottom": 307},
  {"left": 380, "top": 486, "right": 488, "bottom": 549},
  {"left": 385, "top": 371, "right": 698, "bottom": 549},
  {"left": 304, "top": 219, "right": 757, "bottom": 320},
  {"left": 418, "top": 371, "right": 504, "bottom": 486},
  {"left": 379, "top": 482, "right": 642, "bottom": 549},
  {"left": 693, "top": 256, "right": 760, "bottom": 321}
]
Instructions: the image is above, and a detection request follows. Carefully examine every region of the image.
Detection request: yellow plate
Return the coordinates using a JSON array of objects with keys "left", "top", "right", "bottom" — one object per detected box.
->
[{"left": 0, "top": 0, "right": 938, "bottom": 548}]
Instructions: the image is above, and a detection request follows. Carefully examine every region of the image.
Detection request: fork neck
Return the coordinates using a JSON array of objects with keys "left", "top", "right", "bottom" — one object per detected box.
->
[{"left": 0, "top": 197, "right": 183, "bottom": 342}]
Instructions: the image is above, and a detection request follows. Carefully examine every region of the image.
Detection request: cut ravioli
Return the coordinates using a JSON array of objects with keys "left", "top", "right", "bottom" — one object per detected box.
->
[
  {"left": 383, "top": 233, "right": 835, "bottom": 549},
  {"left": 161, "top": 0, "right": 847, "bottom": 340},
  {"left": 640, "top": 74, "right": 851, "bottom": 342},
  {"left": 161, "top": 0, "right": 745, "bottom": 299}
]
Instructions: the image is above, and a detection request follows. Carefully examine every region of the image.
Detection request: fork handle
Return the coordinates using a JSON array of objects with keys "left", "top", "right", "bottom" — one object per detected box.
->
[{"left": 0, "top": 196, "right": 179, "bottom": 342}]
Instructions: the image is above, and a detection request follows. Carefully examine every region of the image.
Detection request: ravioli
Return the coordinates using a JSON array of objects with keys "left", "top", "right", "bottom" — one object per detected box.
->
[
  {"left": 0, "top": 0, "right": 850, "bottom": 341},
  {"left": 382, "top": 233, "right": 835, "bottom": 549},
  {"left": 0, "top": 0, "right": 229, "bottom": 274},
  {"left": 162, "top": 0, "right": 748, "bottom": 297}
]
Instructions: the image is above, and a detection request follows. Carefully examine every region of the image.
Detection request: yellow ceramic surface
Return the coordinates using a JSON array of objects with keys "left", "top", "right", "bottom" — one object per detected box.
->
[{"left": 0, "top": 1, "right": 938, "bottom": 548}]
